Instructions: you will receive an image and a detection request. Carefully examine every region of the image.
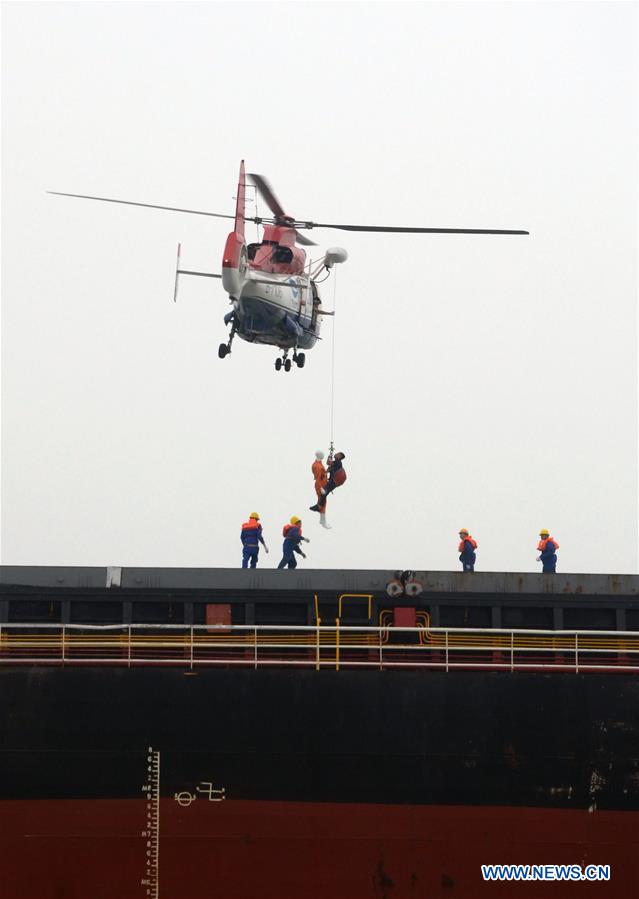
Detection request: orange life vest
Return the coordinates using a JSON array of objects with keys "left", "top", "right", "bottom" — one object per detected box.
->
[
  {"left": 458, "top": 535, "right": 478, "bottom": 552},
  {"left": 537, "top": 537, "right": 559, "bottom": 551}
]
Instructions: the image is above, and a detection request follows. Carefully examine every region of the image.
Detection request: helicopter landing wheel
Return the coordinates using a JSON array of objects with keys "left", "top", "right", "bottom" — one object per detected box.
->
[
  {"left": 295, "top": 352, "right": 306, "bottom": 369},
  {"left": 220, "top": 324, "right": 237, "bottom": 360},
  {"left": 275, "top": 358, "right": 282, "bottom": 372},
  {"left": 284, "top": 358, "right": 292, "bottom": 372}
]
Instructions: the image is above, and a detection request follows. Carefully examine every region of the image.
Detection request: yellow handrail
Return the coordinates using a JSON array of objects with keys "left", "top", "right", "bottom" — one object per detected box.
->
[
  {"left": 1, "top": 624, "right": 638, "bottom": 673},
  {"left": 337, "top": 594, "right": 373, "bottom": 618}
]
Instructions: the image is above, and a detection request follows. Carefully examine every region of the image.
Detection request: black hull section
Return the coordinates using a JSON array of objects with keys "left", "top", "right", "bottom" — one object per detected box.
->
[{"left": 2, "top": 668, "right": 638, "bottom": 811}]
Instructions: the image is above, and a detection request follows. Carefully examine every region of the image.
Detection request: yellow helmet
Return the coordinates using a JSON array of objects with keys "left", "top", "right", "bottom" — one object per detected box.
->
[
  {"left": 459, "top": 528, "right": 469, "bottom": 535},
  {"left": 290, "top": 516, "right": 301, "bottom": 525},
  {"left": 539, "top": 528, "right": 549, "bottom": 536},
  {"left": 249, "top": 512, "right": 260, "bottom": 520}
]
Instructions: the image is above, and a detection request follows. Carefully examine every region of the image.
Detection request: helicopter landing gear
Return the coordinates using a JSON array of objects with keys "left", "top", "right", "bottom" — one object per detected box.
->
[
  {"left": 218, "top": 322, "right": 237, "bottom": 360},
  {"left": 275, "top": 349, "right": 304, "bottom": 372},
  {"left": 275, "top": 350, "right": 294, "bottom": 372}
]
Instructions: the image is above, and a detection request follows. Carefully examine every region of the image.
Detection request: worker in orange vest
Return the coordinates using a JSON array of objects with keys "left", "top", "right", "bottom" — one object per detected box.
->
[
  {"left": 458, "top": 529, "right": 478, "bottom": 571},
  {"left": 537, "top": 529, "right": 559, "bottom": 573},
  {"left": 309, "top": 450, "right": 331, "bottom": 529},
  {"left": 277, "top": 516, "right": 310, "bottom": 570},
  {"left": 240, "top": 513, "right": 268, "bottom": 569}
]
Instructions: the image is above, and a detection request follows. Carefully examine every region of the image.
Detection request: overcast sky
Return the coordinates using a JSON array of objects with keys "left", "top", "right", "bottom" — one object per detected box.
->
[{"left": 2, "top": 1, "right": 637, "bottom": 574}]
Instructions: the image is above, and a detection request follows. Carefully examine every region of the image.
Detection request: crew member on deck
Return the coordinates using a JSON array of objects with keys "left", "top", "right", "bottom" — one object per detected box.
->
[
  {"left": 240, "top": 513, "right": 268, "bottom": 569},
  {"left": 537, "top": 529, "right": 559, "bottom": 573},
  {"left": 277, "top": 517, "right": 309, "bottom": 570},
  {"left": 458, "top": 529, "right": 478, "bottom": 572}
]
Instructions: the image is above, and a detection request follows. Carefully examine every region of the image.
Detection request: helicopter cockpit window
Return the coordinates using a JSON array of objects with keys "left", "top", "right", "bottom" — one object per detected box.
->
[
  {"left": 273, "top": 247, "right": 293, "bottom": 264},
  {"left": 247, "top": 243, "right": 261, "bottom": 261}
]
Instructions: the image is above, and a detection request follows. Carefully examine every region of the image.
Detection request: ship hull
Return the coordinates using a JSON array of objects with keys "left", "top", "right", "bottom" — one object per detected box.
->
[
  {"left": 2, "top": 799, "right": 637, "bottom": 898},
  {"left": 2, "top": 668, "right": 638, "bottom": 898}
]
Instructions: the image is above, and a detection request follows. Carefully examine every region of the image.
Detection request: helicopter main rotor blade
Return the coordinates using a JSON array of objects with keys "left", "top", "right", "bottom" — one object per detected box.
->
[
  {"left": 296, "top": 222, "right": 529, "bottom": 235},
  {"left": 48, "top": 190, "right": 319, "bottom": 246},
  {"left": 48, "top": 191, "right": 529, "bottom": 237},
  {"left": 47, "top": 191, "right": 236, "bottom": 221},
  {"left": 294, "top": 230, "right": 317, "bottom": 247},
  {"left": 248, "top": 174, "right": 288, "bottom": 221}
]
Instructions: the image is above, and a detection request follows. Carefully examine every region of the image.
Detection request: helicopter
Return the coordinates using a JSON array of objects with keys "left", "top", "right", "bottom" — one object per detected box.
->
[{"left": 49, "top": 161, "right": 528, "bottom": 371}]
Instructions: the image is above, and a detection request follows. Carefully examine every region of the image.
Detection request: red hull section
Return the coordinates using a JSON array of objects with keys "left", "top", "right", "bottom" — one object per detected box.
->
[{"left": 2, "top": 799, "right": 637, "bottom": 899}]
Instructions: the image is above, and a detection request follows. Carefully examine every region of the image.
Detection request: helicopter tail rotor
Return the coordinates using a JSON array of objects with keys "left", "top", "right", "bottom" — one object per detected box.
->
[
  {"left": 293, "top": 231, "right": 316, "bottom": 246},
  {"left": 248, "top": 172, "right": 317, "bottom": 246},
  {"left": 248, "top": 173, "right": 288, "bottom": 222}
]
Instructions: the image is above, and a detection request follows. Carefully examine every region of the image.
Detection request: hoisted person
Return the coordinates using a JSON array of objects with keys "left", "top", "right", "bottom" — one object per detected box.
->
[
  {"left": 309, "top": 450, "right": 331, "bottom": 529},
  {"left": 322, "top": 451, "right": 347, "bottom": 500}
]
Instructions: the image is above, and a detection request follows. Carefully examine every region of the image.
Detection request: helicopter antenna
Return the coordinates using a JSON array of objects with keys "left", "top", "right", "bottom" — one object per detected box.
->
[
  {"left": 253, "top": 186, "right": 261, "bottom": 243},
  {"left": 173, "top": 243, "right": 182, "bottom": 303}
]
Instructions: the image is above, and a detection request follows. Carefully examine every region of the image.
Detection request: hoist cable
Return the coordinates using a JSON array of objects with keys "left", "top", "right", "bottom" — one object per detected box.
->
[{"left": 328, "top": 268, "right": 337, "bottom": 458}]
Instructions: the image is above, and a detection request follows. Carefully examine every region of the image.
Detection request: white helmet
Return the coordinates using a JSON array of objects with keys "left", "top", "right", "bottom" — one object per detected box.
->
[{"left": 315, "top": 450, "right": 325, "bottom": 460}]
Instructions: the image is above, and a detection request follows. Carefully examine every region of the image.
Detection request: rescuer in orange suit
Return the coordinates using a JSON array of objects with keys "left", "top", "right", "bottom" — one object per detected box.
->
[
  {"left": 537, "top": 528, "right": 559, "bottom": 573},
  {"left": 309, "top": 450, "right": 331, "bottom": 529}
]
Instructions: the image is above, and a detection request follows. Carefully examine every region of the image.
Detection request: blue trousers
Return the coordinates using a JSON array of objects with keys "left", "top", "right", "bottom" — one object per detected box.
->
[
  {"left": 460, "top": 553, "right": 476, "bottom": 572},
  {"left": 277, "top": 552, "right": 297, "bottom": 570},
  {"left": 242, "top": 547, "right": 258, "bottom": 569}
]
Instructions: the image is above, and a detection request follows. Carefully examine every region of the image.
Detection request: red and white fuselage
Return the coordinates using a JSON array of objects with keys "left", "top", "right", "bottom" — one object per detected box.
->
[{"left": 221, "top": 162, "right": 323, "bottom": 351}]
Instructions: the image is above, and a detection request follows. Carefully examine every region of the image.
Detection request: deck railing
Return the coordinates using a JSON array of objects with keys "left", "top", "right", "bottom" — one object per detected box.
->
[{"left": 1, "top": 623, "right": 638, "bottom": 673}]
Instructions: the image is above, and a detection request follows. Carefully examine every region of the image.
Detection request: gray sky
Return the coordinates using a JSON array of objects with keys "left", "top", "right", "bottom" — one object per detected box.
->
[{"left": 2, "top": 1, "right": 637, "bottom": 574}]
